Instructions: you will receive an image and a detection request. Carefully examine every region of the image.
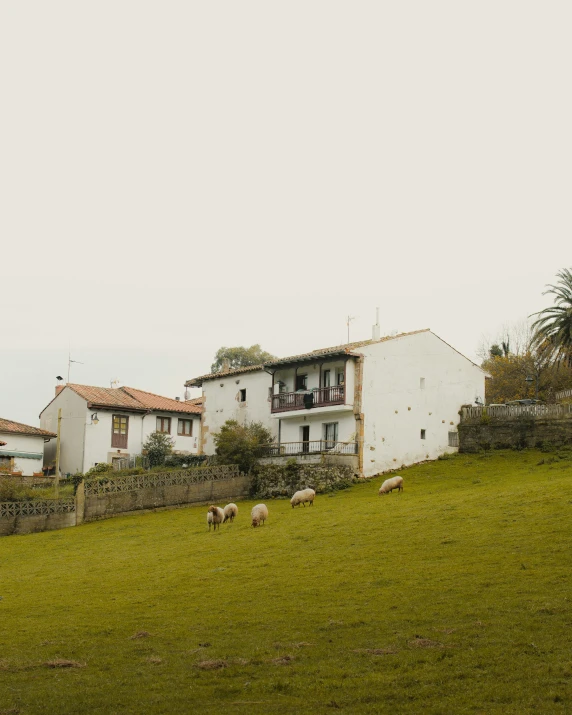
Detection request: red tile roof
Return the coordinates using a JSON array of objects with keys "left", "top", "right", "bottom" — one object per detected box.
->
[
  {"left": 41, "top": 384, "right": 203, "bottom": 415},
  {"left": 0, "top": 417, "right": 57, "bottom": 438},
  {"left": 186, "top": 330, "right": 433, "bottom": 385}
]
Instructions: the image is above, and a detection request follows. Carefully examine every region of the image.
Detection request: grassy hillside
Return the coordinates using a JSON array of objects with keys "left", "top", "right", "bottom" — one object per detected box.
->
[{"left": 1, "top": 450, "right": 571, "bottom": 714}]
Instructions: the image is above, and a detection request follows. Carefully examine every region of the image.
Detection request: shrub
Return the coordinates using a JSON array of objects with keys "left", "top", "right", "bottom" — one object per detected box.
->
[
  {"left": 143, "top": 432, "right": 174, "bottom": 468},
  {"left": 213, "top": 420, "right": 273, "bottom": 474}
]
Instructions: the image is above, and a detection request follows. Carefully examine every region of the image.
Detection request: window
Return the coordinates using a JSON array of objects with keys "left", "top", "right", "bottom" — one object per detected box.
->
[
  {"left": 239, "top": 389, "right": 246, "bottom": 402},
  {"left": 448, "top": 431, "right": 459, "bottom": 447},
  {"left": 323, "top": 422, "right": 339, "bottom": 449},
  {"left": 337, "top": 369, "right": 345, "bottom": 386},
  {"left": 178, "top": 419, "right": 193, "bottom": 436},
  {"left": 156, "top": 416, "right": 171, "bottom": 434},
  {"left": 420, "top": 377, "right": 425, "bottom": 389},
  {"left": 420, "top": 429, "right": 426, "bottom": 440},
  {"left": 296, "top": 374, "right": 308, "bottom": 391},
  {"left": 111, "top": 415, "right": 129, "bottom": 448},
  {"left": 322, "top": 370, "right": 331, "bottom": 388}
]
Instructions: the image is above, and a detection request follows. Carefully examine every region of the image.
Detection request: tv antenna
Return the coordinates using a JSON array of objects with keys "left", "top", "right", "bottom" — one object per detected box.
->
[
  {"left": 67, "top": 351, "right": 84, "bottom": 383},
  {"left": 346, "top": 315, "right": 356, "bottom": 344},
  {"left": 110, "top": 378, "right": 120, "bottom": 389}
]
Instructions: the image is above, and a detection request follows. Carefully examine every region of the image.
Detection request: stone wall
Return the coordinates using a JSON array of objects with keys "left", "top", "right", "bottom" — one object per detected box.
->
[
  {"left": 252, "top": 463, "right": 357, "bottom": 499},
  {"left": 459, "top": 417, "right": 572, "bottom": 452},
  {"left": 0, "top": 500, "right": 76, "bottom": 536},
  {"left": 80, "top": 475, "right": 251, "bottom": 521}
]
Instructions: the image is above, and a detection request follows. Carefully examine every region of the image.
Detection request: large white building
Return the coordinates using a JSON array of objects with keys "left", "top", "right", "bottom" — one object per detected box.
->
[
  {"left": 0, "top": 418, "right": 57, "bottom": 476},
  {"left": 186, "top": 329, "right": 486, "bottom": 477},
  {"left": 40, "top": 384, "right": 202, "bottom": 475}
]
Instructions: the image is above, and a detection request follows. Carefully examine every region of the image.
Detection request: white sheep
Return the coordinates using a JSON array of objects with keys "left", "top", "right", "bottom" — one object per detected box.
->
[
  {"left": 223, "top": 503, "right": 238, "bottom": 523},
  {"left": 251, "top": 504, "right": 268, "bottom": 527},
  {"left": 208, "top": 505, "right": 225, "bottom": 530},
  {"left": 290, "top": 488, "right": 316, "bottom": 508},
  {"left": 207, "top": 510, "right": 213, "bottom": 531},
  {"left": 378, "top": 476, "right": 404, "bottom": 495}
]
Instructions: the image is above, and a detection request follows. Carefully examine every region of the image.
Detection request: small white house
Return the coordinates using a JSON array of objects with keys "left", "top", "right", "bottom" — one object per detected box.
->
[
  {"left": 0, "top": 418, "right": 57, "bottom": 476},
  {"left": 40, "top": 384, "right": 203, "bottom": 475},
  {"left": 187, "top": 328, "right": 486, "bottom": 477}
]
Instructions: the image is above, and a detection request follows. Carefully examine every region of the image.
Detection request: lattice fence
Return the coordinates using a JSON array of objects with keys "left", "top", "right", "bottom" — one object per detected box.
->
[
  {"left": 83, "top": 465, "right": 241, "bottom": 496},
  {"left": 461, "top": 404, "right": 572, "bottom": 422},
  {"left": 0, "top": 499, "right": 76, "bottom": 518}
]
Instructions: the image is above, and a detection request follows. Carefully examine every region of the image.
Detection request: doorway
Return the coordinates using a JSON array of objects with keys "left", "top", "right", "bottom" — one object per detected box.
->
[{"left": 301, "top": 425, "right": 310, "bottom": 453}]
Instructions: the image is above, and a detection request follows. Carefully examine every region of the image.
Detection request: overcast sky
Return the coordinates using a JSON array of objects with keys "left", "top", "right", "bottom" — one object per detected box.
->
[{"left": 2, "top": 1, "right": 570, "bottom": 426}]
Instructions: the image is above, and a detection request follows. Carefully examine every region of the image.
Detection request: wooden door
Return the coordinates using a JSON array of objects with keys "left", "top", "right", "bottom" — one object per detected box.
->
[{"left": 111, "top": 414, "right": 129, "bottom": 448}]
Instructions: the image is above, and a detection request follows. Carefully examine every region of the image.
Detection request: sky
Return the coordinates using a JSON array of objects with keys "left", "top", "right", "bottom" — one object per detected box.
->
[{"left": 1, "top": 1, "right": 570, "bottom": 426}]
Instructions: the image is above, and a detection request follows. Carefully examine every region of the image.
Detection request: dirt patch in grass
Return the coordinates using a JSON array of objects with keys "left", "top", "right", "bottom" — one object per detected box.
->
[
  {"left": 353, "top": 647, "right": 399, "bottom": 656},
  {"left": 408, "top": 638, "right": 444, "bottom": 649},
  {"left": 196, "top": 659, "right": 227, "bottom": 670},
  {"left": 271, "top": 655, "right": 294, "bottom": 665},
  {"left": 43, "top": 659, "right": 86, "bottom": 668},
  {"left": 147, "top": 656, "right": 162, "bottom": 665},
  {"left": 0, "top": 709, "right": 21, "bottom": 714},
  {"left": 130, "top": 631, "right": 152, "bottom": 640}
]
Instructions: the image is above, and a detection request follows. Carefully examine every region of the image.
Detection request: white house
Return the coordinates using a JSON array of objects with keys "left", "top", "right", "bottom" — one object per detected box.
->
[
  {"left": 186, "top": 327, "right": 486, "bottom": 477},
  {"left": 0, "top": 418, "right": 57, "bottom": 476},
  {"left": 40, "top": 384, "right": 203, "bottom": 475}
]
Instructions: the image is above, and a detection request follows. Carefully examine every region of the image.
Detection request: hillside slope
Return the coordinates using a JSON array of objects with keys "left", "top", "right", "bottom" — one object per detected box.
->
[{"left": 1, "top": 449, "right": 571, "bottom": 714}]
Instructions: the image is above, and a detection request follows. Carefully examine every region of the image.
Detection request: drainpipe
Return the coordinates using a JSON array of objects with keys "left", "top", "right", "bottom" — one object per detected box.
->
[{"left": 140, "top": 410, "right": 152, "bottom": 463}]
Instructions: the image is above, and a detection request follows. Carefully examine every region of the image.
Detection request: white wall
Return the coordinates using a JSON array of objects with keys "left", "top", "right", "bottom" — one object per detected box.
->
[
  {"left": 278, "top": 410, "right": 356, "bottom": 444},
  {"left": 201, "top": 370, "right": 275, "bottom": 454},
  {"left": 359, "top": 331, "right": 485, "bottom": 477},
  {"left": 40, "top": 388, "right": 88, "bottom": 475},
  {"left": 83, "top": 411, "right": 201, "bottom": 471},
  {"left": 0, "top": 432, "right": 48, "bottom": 476}
]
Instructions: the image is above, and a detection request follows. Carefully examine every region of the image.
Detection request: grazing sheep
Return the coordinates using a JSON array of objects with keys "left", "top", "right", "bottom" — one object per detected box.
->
[
  {"left": 378, "top": 476, "right": 404, "bottom": 495},
  {"left": 290, "top": 488, "right": 316, "bottom": 508},
  {"left": 251, "top": 504, "right": 268, "bottom": 527},
  {"left": 207, "top": 510, "right": 213, "bottom": 531},
  {"left": 223, "top": 503, "right": 238, "bottom": 523},
  {"left": 208, "top": 505, "right": 225, "bottom": 530}
]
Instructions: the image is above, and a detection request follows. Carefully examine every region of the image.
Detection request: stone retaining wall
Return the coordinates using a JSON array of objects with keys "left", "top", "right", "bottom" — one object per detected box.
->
[
  {"left": 459, "top": 417, "right": 572, "bottom": 452},
  {"left": 252, "top": 463, "right": 357, "bottom": 499}
]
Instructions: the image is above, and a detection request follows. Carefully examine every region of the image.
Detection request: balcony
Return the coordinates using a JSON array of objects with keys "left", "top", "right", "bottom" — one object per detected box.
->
[
  {"left": 259, "top": 440, "right": 358, "bottom": 457},
  {"left": 271, "top": 385, "right": 345, "bottom": 414}
]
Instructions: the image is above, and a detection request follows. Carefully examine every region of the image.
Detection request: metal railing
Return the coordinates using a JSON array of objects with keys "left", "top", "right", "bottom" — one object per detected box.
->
[
  {"left": 460, "top": 404, "right": 572, "bottom": 422},
  {"left": 259, "top": 440, "right": 358, "bottom": 457},
  {"left": 271, "top": 386, "right": 345, "bottom": 413}
]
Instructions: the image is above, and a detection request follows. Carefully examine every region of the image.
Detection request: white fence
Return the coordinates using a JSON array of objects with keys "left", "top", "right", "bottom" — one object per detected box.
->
[
  {"left": 556, "top": 388, "right": 572, "bottom": 401},
  {"left": 461, "top": 404, "right": 572, "bottom": 422}
]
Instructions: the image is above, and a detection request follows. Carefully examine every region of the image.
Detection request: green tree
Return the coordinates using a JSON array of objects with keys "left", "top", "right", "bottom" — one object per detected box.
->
[
  {"left": 531, "top": 268, "right": 572, "bottom": 365},
  {"left": 212, "top": 420, "right": 273, "bottom": 473},
  {"left": 143, "top": 431, "right": 174, "bottom": 468},
  {"left": 210, "top": 345, "right": 276, "bottom": 373}
]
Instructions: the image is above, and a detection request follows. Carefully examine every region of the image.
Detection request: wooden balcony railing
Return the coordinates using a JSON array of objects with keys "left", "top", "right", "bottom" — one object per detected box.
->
[
  {"left": 271, "top": 385, "right": 345, "bottom": 413},
  {"left": 258, "top": 440, "right": 358, "bottom": 457}
]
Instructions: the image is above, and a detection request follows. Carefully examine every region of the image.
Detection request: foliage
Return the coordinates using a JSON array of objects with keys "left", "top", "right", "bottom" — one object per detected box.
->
[
  {"left": 85, "top": 463, "right": 114, "bottom": 476},
  {"left": 142, "top": 431, "right": 174, "bottom": 468},
  {"left": 212, "top": 419, "right": 273, "bottom": 473},
  {"left": 0, "top": 477, "right": 74, "bottom": 502},
  {"left": 210, "top": 344, "right": 276, "bottom": 373},
  {"left": 163, "top": 453, "right": 209, "bottom": 469},
  {"left": 531, "top": 268, "right": 572, "bottom": 365},
  {"left": 1, "top": 450, "right": 571, "bottom": 713},
  {"left": 481, "top": 351, "right": 572, "bottom": 404}
]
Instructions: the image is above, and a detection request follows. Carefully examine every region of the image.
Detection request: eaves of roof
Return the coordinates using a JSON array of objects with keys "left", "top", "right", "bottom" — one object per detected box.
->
[{"left": 185, "top": 364, "right": 265, "bottom": 387}]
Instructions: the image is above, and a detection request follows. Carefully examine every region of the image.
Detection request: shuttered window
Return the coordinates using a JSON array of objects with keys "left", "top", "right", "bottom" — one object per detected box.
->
[{"left": 111, "top": 415, "right": 129, "bottom": 448}]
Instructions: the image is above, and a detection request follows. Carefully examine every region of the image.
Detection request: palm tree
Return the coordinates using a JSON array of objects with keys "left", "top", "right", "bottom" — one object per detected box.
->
[{"left": 531, "top": 268, "right": 572, "bottom": 364}]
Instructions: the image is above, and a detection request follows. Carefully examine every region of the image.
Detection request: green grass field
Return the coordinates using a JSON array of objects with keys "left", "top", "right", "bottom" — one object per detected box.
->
[{"left": 1, "top": 450, "right": 571, "bottom": 714}]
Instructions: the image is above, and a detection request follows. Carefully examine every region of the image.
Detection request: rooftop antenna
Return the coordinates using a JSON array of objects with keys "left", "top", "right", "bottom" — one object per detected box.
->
[
  {"left": 110, "top": 378, "right": 120, "bottom": 389},
  {"left": 67, "top": 349, "right": 84, "bottom": 383},
  {"left": 372, "top": 307, "right": 381, "bottom": 340},
  {"left": 346, "top": 315, "right": 356, "bottom": 344}
]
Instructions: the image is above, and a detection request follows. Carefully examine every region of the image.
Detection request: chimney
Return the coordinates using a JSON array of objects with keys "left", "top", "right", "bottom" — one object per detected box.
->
[
  {"left": 221, "top": 358, "right": 231, "bottom": 373},
  {"left": 175, "top": 396, "right": 180, "bottom": 402},
  {"left": 372, "top": 307, "right": 381, "bottom": 340},
  {"left": 55, "top": 385, "right": 65, "bottom": 396}
]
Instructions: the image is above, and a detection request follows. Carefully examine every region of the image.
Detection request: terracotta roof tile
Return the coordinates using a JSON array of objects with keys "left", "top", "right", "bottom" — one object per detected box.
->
[
  {"left": 0, "top": 417, "right": 57, "bottom": 438},
  {"left": 42, "top": 384, "right": 203, "bottom": 415},
  {"left": 185, "top": 364, "right": 265, "bottom": 387}
]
